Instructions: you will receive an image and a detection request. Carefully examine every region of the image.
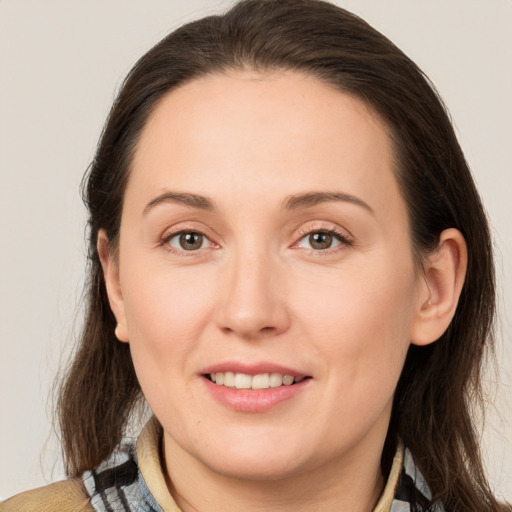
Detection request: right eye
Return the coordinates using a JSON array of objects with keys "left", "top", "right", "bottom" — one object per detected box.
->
[
  {"left": 166, "top": 231, "right": 211, "bottom": 252},
  {"left": 297, "top": 231, "right": 343, "bottom": 251}
]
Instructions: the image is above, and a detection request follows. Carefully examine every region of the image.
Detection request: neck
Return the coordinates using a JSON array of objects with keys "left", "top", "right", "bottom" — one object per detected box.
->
[{"left": 163, "top": 431, "right": 387, "bottom": 512}]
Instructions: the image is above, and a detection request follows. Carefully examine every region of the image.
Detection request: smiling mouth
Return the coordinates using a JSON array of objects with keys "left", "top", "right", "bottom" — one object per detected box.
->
[{"left": 206, "top": 372, "right": 308, "bottom": 390}]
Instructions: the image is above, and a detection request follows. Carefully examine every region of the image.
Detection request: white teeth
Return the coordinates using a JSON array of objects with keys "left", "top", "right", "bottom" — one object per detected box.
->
[
  {"left": 251, "top": 373, "right": 270, "bottom": 389},
  {"left": 234, "top": 373, "right": 252, "bottom": 389},
  {"left": 224, "top": 372, "right": 235, "bottom": 387},
  {"left": 269, "top": 373, "right": 283, "bottom": 388},
  {"left": 209, "top": 372, "right": 305, "bottom": 389}
]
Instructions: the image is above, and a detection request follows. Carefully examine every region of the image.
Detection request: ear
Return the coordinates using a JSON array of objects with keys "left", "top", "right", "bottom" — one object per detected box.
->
[
  {"left": 410, "top": 228, "right": 468, "bottom": 346},
  {"left": 97, "top": 229, "right": 129, "bottom": 343}
]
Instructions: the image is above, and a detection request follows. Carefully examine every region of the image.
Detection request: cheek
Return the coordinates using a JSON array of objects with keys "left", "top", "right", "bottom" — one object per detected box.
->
[
  {"left": 119, "top": 262, "right": 221, "bottom": 420},
  {"left": 121, "top": 262, "right": 217, "bottom": 349},
  {"left": 292, "top": 256, "right": 416, "bottom": 390}
]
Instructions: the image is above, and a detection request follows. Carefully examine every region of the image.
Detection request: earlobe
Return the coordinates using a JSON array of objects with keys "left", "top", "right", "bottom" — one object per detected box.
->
[
  {"left": 410, "top": 228, "right": 468, "bottom": 346},
  {"left": 97, "top": 230, "right": 129, "bottom": 343}
]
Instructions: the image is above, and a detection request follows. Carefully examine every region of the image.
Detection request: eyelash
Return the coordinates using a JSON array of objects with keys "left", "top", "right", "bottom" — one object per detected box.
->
[
  {"left": 293, "top": 225, "right": 353, "bottom": 254},
  {"left": 160, "top": 225, "right": 353, "bottom": 256},
  {"left": 160, "top": 227, "right": 217, "bottom": 256}
]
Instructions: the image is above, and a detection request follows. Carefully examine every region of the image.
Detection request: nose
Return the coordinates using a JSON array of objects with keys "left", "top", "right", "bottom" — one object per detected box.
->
[{"left": 215, "top": 246, "right": 291, "bottom": 340}]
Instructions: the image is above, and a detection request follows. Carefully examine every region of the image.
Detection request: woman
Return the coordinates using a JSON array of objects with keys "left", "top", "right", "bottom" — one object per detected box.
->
[{"left": 2, "top": 0, "right": 509, "bottom": 510}]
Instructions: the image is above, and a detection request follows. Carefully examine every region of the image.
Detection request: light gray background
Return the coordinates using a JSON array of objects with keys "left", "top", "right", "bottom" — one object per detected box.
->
[{"left": 1, "top": 0, "right": 511, "bottom": 502}]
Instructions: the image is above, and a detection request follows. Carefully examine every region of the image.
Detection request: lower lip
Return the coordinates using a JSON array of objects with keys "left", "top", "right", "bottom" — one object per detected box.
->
[{"left": 203, "top": 377, "right": 310, "bottom": 413}]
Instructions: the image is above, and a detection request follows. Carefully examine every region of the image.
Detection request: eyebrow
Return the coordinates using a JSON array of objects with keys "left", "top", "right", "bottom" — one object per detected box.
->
[
  {"left": 143, "top": 191, "right": 216, "bottom": 214},
  {"left": 283, "top": 191, "right": 375, "bottom": 215},
  {"left": 143, "top": 190, "right": 374, "bottom": 215}
]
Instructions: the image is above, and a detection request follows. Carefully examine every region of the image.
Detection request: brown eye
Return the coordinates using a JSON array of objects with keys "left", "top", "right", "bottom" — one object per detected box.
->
[
  {"left": 168, "top": 232, "right": 207, "bottom": 251},
  {"left": 297, "top": 230, "right": 345, "bottom": 251},
  {"left": 308, "top": 232, "right": 333, "bottom": 250}
]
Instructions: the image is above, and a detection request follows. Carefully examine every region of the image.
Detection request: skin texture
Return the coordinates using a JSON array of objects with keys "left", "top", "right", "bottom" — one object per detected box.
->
[{"left": 99, "top": 71, "right": 467, "bottom": 512}]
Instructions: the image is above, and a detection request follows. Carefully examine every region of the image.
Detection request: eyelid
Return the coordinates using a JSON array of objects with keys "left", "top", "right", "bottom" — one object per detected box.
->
[
  {"left": 292, "top": 222, "right": 354, "bottom": 251},
  {"left": 167, "top": 231, "right": 210, "bottom": 251},
  {"left": 159, "top": 223, "right": 220, "bottom": 255}
]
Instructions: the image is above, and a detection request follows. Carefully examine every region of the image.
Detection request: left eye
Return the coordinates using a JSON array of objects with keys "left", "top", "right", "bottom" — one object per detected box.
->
[
  {"left": 167, "top": 231, "right": 210, "bottom": 251},
  {"left": 297, "top": 231, "right": 343, "bottom": 250}
]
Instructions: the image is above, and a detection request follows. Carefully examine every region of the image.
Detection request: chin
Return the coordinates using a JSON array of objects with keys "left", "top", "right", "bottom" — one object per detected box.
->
[
  {"left": 204, "top": 451, "right": 309, "bottom": 482},
  {"left": 185, "top": 430, "right": 321, "bottom": 482}
]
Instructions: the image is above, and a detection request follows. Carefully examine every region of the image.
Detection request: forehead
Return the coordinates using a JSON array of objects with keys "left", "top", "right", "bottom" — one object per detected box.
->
[{"left": 128, "top": 70, "right": 404, "bottom": 222}]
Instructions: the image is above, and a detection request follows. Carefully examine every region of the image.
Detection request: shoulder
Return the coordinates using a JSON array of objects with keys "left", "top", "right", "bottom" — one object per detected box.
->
[{"left": 0, "top": 478, "right": 93, "bottom": 512}]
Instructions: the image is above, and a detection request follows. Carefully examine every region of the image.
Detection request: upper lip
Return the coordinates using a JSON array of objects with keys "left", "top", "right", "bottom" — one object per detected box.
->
[{"left": 200, "top": 361, "right": 309, "bottom": 378}]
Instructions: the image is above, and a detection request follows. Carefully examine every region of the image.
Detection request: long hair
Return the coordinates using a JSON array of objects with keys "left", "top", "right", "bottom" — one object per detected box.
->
[{"left": 57, "top": 1, "right": 505, "bottom": 509}]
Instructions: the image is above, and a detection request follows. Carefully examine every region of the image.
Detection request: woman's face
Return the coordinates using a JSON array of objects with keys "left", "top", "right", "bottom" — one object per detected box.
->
[{"left": 107, "top": 71, "right": 427, "bottom": 482}]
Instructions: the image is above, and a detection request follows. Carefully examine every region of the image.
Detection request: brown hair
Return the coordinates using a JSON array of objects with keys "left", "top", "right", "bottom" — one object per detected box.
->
[{"left": 57, "top": 1, "right": 507, "bottom": 509}]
